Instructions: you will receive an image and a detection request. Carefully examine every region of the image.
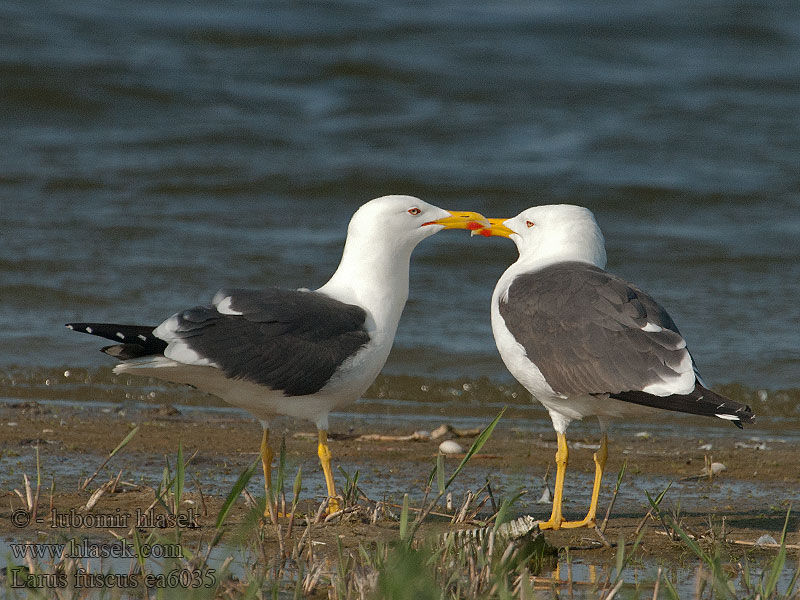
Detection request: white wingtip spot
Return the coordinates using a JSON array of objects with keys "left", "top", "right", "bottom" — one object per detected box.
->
[
  {"left": 154, "top": 315, "right": 180, "bottom": 339},
  {"left": 215, "top": 295, "right": 243, "bottom": 316},
  {"left": 137, "top": 334, "right": 147, "bottom": 341},
  {"left": 115, "top": 332, "right": 125, "bottom": 339},
  {"left": 641, "top": 322, "right": 663, "bottom": 332},
  {"left": 164, "top": 341, "right": 220, "bottom": 368},
  {"left": 66, "top": 324, "right": 74, "bottom": 330},
  {"left": 86, "top": 327, "right": 93, "bottom": 334},
  {"left": 642, "top": 368, "right": 696, "bottom": 396},
  {"left": 715, "top": 414, "right": 740, "bottom": 421}
]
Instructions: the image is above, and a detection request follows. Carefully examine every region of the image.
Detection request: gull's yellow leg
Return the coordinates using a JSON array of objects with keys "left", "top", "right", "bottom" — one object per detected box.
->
[
  {"left": 538, "top": 432, "right": 569, "bottom": 530},
  {"left": 317, "top": 429, "right": 340, "bottom": 514},
  {"left": 561, "top": 432, "right": 608, "bottom": 529},
  {"left": 261, "top": 428, "right": 277, "bottom": 522}
]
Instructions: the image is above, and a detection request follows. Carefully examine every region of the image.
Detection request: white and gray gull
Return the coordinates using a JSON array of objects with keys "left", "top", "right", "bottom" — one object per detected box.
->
[
  {"left": 478, "top": 205, "right": 754, "bottom": 530},
  {"left": 67, "top": 195, "right": 488, "bottom": 518}
]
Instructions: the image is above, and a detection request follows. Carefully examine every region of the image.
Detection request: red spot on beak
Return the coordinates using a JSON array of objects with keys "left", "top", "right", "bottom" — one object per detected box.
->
[
  {"left": 478, "top": 229, "right": 493, "bottom": 237},
  {"left": 466, "top": 221, "right": 483, "bottom": 230}
]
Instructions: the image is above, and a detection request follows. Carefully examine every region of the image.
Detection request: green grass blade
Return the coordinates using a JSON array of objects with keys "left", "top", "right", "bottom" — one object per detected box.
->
[
  {"left": 35, "top": 446, "right": 41, "bottom": 489},
  {"left": 662, "top": 511, "right": 712, "bottom": 566},
  {"left": 615, "top": 533, "right": 625, "bottom": 579},
  {"left": 242, "top": 576, "right": 263, "bottom": 600},
  {"left": 445, "top": 407, "right": 506, "bottom": 489},
  {"left": 273, "top": 436, "right": 287, "bottom": 504},
  {"left": 175, "top": 441, "right": 184, "bottom": 511},
  {"left": 615, "top": 461, "right": 627, "bottom": 489},
  {"left": 661, "top": 569, "right": 680, "bottom": 600},
  {"left": 782, "top": 560, "right": 800, "bottom": 598},
  {"left": 131, "top": 529, "right": 148, "bottom": 577},
  {"left": 292, "top": 466, "right": 303, "bottom": 508},
  {"left": 436, "top": 452, "right": 445, "bottom": 496},
  {"left": 764, "top": 507, "right": 792, "bottom": 597},
  {"left": 399, "top": 493, "right": 410, "bottom": 540},
  {"left": 110, "top": 425, "right": 140, "bottom": 457},
  {"left": 215, "top": 458, "right": 259, "bottom": 530},
  {"left": 493, "top": 490, "right": 525, "bottom": 534},
  {"left": 649, "top": 479, "right": 673, "bottom": 507}
]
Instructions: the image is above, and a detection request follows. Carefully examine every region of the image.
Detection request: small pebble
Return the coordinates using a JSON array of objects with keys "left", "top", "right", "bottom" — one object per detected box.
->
[
  {"left": 755, "top": 534, "right": 778, "bottom": 547},
  {"left": 698, "top": 443, "right": 713, "bottom": 451},
  {"left": 438, "top": 440, "right": 463, "bottom": 455},
  {"left": 634, "top": 431, "right": 651, "bottom": 439}
]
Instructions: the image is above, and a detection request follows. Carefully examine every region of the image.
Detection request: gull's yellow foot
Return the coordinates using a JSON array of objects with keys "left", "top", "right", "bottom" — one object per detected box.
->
[
  {"left": 560, "top": 433, "right": 607, "bottom": 529},
  {"left": 260, "top": 429, "right": 301, "bottom": 520},
  {"left": 538, "top": 432, "right": 608, "bottom": 530},
  {"left": 317, "top": 429, "right": 341, "bottom": 514},
  {"left": 538, "top": 432, "right": 568, "bottom": 530},
  {"left": 260, "top": 428, "right": 280, "bottom": 522}
]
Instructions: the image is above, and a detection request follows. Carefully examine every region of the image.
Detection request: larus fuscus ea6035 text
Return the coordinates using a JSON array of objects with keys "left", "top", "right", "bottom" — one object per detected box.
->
[
  {"left": 67, "top": 195, "right": 488, "bottom": 518},
  {"left": 478, "top": 204, "right": 754, "bottom": 530}
]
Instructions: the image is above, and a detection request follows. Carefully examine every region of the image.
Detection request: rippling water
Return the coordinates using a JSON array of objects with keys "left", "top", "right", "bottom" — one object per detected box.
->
[{"left": 1, "top": 0, "right": 798, "bottom": 393}]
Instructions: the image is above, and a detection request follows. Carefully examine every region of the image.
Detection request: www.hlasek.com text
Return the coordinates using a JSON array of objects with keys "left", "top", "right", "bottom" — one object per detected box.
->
[{"left": 10, "top": 539, "right": 182, "bottom": 561}]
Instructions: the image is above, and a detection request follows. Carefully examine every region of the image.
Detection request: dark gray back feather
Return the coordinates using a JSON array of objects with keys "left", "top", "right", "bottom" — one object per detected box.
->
[
  {"left": 67, "top": 289, "right": 371, "bottom": 397},
  {"left": 499, "top": 262, "right": 687, "bottom": 396},
  {"left": 499, "top": 262, "right": 754, "bottom": 425},
  {"left": 166, "top": 288, "right": 370, "bottom": 396}
]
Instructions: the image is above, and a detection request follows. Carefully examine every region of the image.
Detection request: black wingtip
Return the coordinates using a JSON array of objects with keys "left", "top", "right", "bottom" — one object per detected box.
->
[{"left": 65, "top": 322, "right": 168, "bottom": 357}]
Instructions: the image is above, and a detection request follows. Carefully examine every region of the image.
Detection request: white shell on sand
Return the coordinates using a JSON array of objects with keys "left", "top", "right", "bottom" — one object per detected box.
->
[{"left": 438, "top": 440, "right": 463, "bottom": 455}]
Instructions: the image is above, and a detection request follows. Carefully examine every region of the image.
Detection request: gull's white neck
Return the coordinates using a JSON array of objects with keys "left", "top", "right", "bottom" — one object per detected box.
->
[{"left": 317, "top": 228, "right": 412, "bottom": 337}]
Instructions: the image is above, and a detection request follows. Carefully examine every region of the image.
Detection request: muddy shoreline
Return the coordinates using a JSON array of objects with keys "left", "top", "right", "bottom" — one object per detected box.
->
[{"left": 2, "top": 396, "right": 798, "bottom": 570}]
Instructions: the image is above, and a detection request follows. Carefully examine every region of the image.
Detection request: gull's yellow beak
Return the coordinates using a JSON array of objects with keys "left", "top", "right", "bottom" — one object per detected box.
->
[
  {"left": 423, "top": 211, "right": 489, "bottom": 231},
  {"left": 474, "top": 217, "right": 515, "bottom": 238}
]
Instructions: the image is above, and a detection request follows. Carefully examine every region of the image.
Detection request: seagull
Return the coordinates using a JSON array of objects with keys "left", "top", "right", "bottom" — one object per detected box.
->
[
  {"left": 67, "top": 195, "right": 487, "bottom": 517},
  {"left": 478, "top": 205, "right": 754, "bottom": 530}
]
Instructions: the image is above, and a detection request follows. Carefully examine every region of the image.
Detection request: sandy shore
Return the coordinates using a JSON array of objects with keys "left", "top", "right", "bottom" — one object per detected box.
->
[{"left": 2, "top": 396, "right": 798, "bottom": 569}]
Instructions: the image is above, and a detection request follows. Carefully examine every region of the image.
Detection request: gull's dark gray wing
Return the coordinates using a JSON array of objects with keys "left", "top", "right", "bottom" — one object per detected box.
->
[
  {"left": 498, "top": 262, "right": 753, "bottom": 424},
  {"left": 68, "top": 288, "right": 370, "bottom": 397},
  {"left": 499, "top": 261, "right": 689, "bottom": 397}
]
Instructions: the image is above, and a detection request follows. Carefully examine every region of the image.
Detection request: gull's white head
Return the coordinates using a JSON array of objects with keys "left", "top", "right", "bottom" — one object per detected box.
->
[
  {"left": 319, "top": 195, "right": 487, "bottom": 323},
  {"left": 346, "top": 195, "right": 487, "bottom": 252},
  {"left": 480, "top": 204, "right": 607, "bottom": 269}
]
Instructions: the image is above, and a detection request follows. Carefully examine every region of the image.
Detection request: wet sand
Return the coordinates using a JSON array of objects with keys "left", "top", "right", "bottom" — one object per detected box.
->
[{"left": 1, "top": 395, "right": 798, "bottom": 582}]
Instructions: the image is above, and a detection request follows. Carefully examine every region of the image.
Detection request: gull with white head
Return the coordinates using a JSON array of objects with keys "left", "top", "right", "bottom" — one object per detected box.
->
[
  {"left": 67, "top": 195, "right": 487, "bottom": 518},
  {"left": 478, "top": 205, "right": 754, "bottom": 530}
]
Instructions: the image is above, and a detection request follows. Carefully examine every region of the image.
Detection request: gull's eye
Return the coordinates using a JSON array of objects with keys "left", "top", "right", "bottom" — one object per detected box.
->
[
  {"left": 526, "top": 220, "right": 534, "bottom": 228},
  {"left": 408, "top": 207, "right": 421, "bottom": 216}
]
